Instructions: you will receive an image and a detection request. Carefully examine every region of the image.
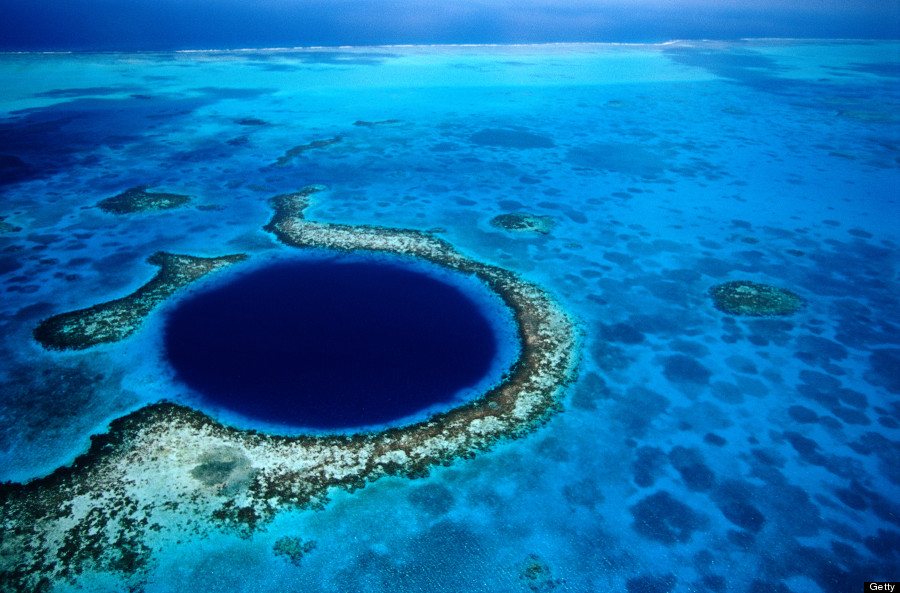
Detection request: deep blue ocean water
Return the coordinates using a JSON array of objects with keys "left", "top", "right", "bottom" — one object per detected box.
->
[
  {"left": 164, "top": 255, "right": 503, "bottom": 431},
  {"left": 0, "top": 40, "right": 899, "bottom": 592}
]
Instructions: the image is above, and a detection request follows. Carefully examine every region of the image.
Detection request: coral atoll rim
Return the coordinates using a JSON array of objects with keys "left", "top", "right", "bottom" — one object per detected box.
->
[
  {"left": 709, "top": 280, "right": 804, "bottom": 316},
  {"left": 2, "top": 185, "right": 579, "bottom": 591}
]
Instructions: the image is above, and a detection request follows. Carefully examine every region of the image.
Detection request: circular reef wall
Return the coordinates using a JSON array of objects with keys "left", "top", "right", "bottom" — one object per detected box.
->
[{"left": 1, "top": 185, "right": 578, "bottom": 591}]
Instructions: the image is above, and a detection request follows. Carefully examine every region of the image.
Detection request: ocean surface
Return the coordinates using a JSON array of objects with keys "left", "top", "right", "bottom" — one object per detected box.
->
[{"left": 1, "top": 40, "right": 899, "bottom": 592}]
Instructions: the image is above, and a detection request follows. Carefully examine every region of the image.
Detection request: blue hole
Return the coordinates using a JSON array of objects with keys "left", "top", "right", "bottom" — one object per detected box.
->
[{"left": 163, "top": 255, "right": 503, "bottom": 431}]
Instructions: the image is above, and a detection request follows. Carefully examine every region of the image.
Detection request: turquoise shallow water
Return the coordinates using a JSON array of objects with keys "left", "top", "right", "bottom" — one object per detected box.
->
[{"left": 1, "top": 40, "right": 899, "bottom": 592}]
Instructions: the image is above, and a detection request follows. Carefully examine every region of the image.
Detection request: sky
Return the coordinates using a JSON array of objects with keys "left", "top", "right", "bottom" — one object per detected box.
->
[{"left": 0, "top": 0, "right": 898, "bottom": 51}]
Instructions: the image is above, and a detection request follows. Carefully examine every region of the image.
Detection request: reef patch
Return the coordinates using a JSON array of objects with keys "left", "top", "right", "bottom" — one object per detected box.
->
[
  {"left": 273, "top": 536, "right": 317, "bottom": 566},
  {"left": 1, "top": 185, "right": 577, "bottom": 590},
  {"left": 273, "top": 137, "right": 342, "bottom": 166},
  {"left": 33, "top": 252, "right": 248, "bottom": 350},
  {"left": 709, "top": 280, "right": 803, "bottom": 316},
  {"left": 97, "top": 185, "right": 192, "bottom": 214},
  {"left": 491, "top": 212, "right": 555, "bottom": 234},
  {"left": 518, "top": 554, "right": 561, "bottom": 591}
]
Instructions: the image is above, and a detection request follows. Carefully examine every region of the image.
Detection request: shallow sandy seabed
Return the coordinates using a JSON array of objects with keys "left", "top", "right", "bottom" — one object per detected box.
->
[{"left": 0, "top": 186, "right": 578, "bottom": 591}]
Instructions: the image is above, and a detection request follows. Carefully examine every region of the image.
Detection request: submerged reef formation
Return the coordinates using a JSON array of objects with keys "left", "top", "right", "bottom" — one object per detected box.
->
[
  {"left": 1, "top": 185, "right": 577, "bottom": 591},
  {"left": 273, "top": 137, "right": 343, "bottom": 166},
  {"left": 518, "top": 554, "right": 562, "bottom": 591},
  {"left": 353, "top": 119, "right": 402, "bottom": 127},
  {"left": 709, "top": 280, "right": 804, "bottom": 316},
  {"left": 234, "top": 117, "right": 268, "bottom": 126},
  {"left": 97, "top": 185, "right": 192, "bottom": 214},
  {"left": 0, "top": 216, "right": 21, "bottom": 233},
  {"left": 273, "top": 536, "right": 317, "bottom": 566},
  {"left": 470, "top": 128, "right": 555, "bottom": 149},
  {"left": 33, "top": 252, "right": 248, "bottom": 350},
  {"left": 490, "top": 212, "right": 555, "bottom": 234}
]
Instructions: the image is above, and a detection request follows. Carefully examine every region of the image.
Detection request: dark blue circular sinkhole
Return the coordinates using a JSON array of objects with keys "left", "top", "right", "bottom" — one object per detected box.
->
[{"left": 163, "top": 256, "right": 503, "bottom": 431}]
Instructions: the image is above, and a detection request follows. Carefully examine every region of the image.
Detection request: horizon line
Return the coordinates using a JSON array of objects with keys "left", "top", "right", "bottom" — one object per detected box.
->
[{"left": 1, "top": 37, "right": 898, "bottom": 56}]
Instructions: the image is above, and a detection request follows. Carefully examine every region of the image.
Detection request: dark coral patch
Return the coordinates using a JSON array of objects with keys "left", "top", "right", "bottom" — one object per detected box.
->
[
  {"left": 408, "top": 483, "right": 455, "bottom": 515},
  {"left": 835, "top": 487, "right": 868, "bottom": 511},
  {"left": 600, "top": 322, "right": 646, "bottom": 344},
  {"left": 867, "top": 348, "right": 900, "bottom": 393},
  {"left": 570, "top": 371, "right": 612, "bottom": 411},
  {"left": 273, "top": 536, "right": 316, "bottom": 566},
  {"left": 614, "top": 387, "right": 670, "bottom": 437},
  {"left": 709, "top": 280, "right": 803, "bottom": 316},
  {"left": 788, "top": 405, "right": 819, "bottom": 424},
  {"left": 627, "top": 574, "right": 677, "bottom": 593},
  {"left": 726, "top": 529, "right": 755, "bottom": 549},
  {"left": 517, "top": 554, "right": 560, "bottom": 591},
  {"left": 669, "top": 446, "right": 716, "bottom": 492},
  {"left": 703, "top": 433, "right": 726, "bottom": 446},
  {"left": 663, "top": 355, "right": 712, "bottom": 385},
  {"left": 630, "top": 491, "right": 709, "bottom": 544},
  {"left": 719, "top": 500, "right": 766, "bottom": 533},
  {"left": 783, "top": 431, "right": 828, "bottom": 466},
  {"left": 470, "top": 128, "right": 554, "bottom": 149},
  {"left": 562, "top": 477, "right": 604, "bottom": 509},
  {"left": 832, "top": 406, "right": 870, "bottom": 425},
  {"left": 794, "top": 335, "right": 848, "bottom": 367},
  {"left": 235, "top": 117, "right": 268, "bottom": 126},
  {"left": 863, "top": 529, "right": 900, "bottom": 558},
  {"left": 97, "top": 185, "right": 192, "bottom": 214},
  {"left": 632, "top": 446, "right": 667, "bottom": 488},
  {"left": 879, "top": 416, "right": 899, "bottom": 429},
  {"left": 701, "top": 575, "right": 727, "bottom": 592}
]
